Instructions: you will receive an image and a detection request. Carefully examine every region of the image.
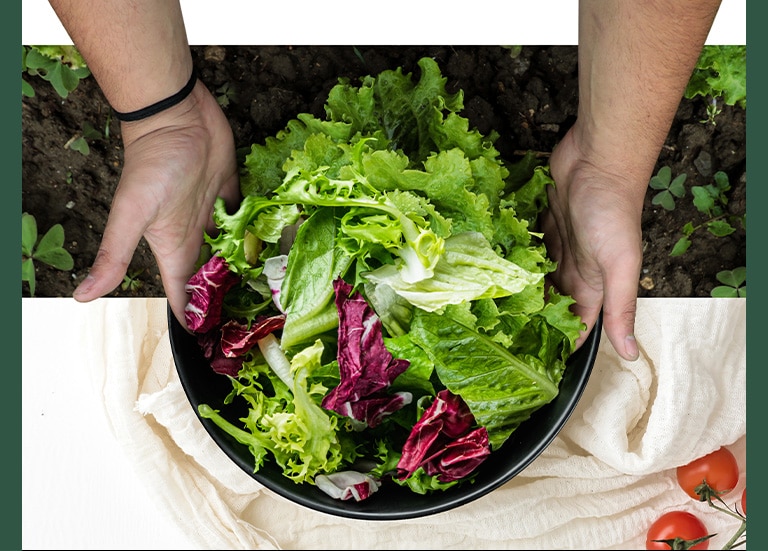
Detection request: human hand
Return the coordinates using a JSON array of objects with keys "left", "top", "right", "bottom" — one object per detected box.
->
[
  {"left": 73, "top": 79, "right": 241, "bottom": 330},
  {"left": 541, "top": 126, "right": 645, "bottom": 361}
]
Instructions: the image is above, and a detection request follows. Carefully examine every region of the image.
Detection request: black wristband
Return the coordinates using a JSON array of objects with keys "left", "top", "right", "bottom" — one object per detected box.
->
[{"left": 112, "top": 68, "right": 198, "bottom": 122}]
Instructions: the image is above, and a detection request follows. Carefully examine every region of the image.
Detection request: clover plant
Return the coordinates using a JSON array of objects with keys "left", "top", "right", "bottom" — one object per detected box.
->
[
  {"left": 710, "top": 267, "right": 746, "bottom": 298},
  {"left": 650, "top": 166, "right": 687, "bottom": 211}
]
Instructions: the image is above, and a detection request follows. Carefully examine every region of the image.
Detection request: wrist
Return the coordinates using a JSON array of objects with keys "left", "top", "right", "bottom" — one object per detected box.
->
[
  {"left": 117, "top": 78, "right": 220, "bottom": 147},
  {"left": 552, "top": 122, "right": 652, "bottom": 210},
  {"left": 570, "top": 116, "right": 664, "bottom": 182},
  {"left": 113, "top": 68, "right": 197, "bottom": 122}
]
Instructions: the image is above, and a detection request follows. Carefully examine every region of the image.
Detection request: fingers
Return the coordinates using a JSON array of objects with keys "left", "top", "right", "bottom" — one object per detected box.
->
[
  {"left": 571, "top": 300, "right": 603, "bottom": 352},
  {"left": 152, "top": 238, "right": 206, "bottom": 333},
  {"left": 219, "top": 171, "right": 242, "bottom": 212},
  {"left": 73, "top": 210, "right": 144, "bottom": 302},
  {"left": 163, "top": 268, "right": 193, "bottom": 332}
]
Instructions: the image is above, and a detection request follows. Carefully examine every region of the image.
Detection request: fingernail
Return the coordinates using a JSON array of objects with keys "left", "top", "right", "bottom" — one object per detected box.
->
[
  {"left": 73, "top": 275, "right": 95, "bottom": 299},
  {"left": 624, "top": 334, "right": 639, "bottom": 361}
]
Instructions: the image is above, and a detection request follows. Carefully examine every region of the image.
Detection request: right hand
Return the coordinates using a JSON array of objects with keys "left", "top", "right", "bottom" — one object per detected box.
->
[{"left": 73, "top": 79, "right": 241, "bottom": 330}]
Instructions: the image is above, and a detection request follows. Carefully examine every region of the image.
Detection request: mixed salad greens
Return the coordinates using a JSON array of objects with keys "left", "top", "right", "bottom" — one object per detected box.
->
[{"left": 184, "top": 57, "right": 584, "bottom": 501}]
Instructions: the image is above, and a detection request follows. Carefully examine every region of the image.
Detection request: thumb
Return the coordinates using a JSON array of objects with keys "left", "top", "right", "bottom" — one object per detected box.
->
[
  {"left": 601, "top": 261, "right": 641, "bottom": 362},
  {"left": 73, "top": 206, "right": 144, "bottom": 302}
]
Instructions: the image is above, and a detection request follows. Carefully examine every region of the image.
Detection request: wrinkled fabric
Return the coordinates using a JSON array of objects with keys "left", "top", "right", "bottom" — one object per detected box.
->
[{"left": 81, "top": 298, "right": 745, "bottom": 550}]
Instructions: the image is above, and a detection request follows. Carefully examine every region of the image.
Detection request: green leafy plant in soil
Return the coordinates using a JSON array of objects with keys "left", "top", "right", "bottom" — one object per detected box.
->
[
  {"left": 215, "top": 81, "right": 237, "bottom": 108},
  {"left": 670, "top": 171, "right": 742, "bottom": 257},
  {"left": 22, "top": 213, "right": 74, "bottom": 297},
  {"left": 684, "top": 45, "right": 746, "bottom": 125},
  {"left": 22, "top": 45, "right": 90, "bottom": 99}
]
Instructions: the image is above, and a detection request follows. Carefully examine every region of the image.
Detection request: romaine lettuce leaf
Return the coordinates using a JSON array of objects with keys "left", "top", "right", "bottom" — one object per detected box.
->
[
  {"left": 279, "top": 208, "right": 352, "bottom": 352},
  {"left": 407, "top": 309, "right": 564, "bottom": 450}
]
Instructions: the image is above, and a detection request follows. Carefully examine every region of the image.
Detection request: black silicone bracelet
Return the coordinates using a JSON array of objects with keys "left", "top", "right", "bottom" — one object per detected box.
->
[{"left": 112, "top": 68, "right": 198, "bottom": 122}]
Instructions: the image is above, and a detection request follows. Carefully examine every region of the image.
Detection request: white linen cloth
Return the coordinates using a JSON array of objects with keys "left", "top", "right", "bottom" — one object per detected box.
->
[{"left": 79, "top": 297, "right": 745, "bottom": 550}]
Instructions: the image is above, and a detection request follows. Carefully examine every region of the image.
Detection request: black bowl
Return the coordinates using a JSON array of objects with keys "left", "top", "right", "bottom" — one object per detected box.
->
[{"left": 169, "top": 303, "right": 601, "bottom": 520}]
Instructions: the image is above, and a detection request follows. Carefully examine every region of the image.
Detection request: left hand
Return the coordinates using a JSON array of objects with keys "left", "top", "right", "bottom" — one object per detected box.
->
[{"left": 73, "top": 80, "right": 241, "bottom": 330}]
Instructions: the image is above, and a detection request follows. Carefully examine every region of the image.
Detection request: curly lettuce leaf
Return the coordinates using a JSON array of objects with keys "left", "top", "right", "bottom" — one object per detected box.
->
[
  {"left": 200, "top": 338, "right": 347, "bottom": 484},
  {"left": 684, "top": 45, "right": 746, "bottom": 108}
]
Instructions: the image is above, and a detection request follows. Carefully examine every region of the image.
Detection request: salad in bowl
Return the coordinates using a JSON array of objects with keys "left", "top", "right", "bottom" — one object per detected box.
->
[{"left": 170, "top": 57, "right": 599, "bottom": 519}]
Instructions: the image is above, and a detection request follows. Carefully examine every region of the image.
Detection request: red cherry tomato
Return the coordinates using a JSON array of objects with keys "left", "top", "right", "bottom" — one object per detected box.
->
[
  {"left": 646, "top": 511, "right": 711, "bottom": 550},
  {"left": 741, "top": 488, "right": 746, "bottom": 515},
  {"left": 676, "top": 447, "right": 739, "bottom": 500}
]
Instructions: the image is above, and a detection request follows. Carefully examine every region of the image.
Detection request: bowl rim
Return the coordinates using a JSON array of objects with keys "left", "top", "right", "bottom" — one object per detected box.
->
[{"left": 169, "top": 303, "right": 601, "bottom": 520}]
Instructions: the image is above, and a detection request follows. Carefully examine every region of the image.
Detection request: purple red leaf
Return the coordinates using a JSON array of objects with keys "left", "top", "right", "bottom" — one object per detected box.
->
[
  {"left": 220, "top": 314, "right": 286, "bottom": 358},
  {"left": 184, "top": 254, "right": 240, "bottom": 333},
  {"left": 196, "top": 329, "right": 243, "bottom": 377},
  {"left": 321, "top": 279, "right": 411, "bottom": 427},
  {"left": 397, "top": 389, "right": 491, "bottom": 482}
]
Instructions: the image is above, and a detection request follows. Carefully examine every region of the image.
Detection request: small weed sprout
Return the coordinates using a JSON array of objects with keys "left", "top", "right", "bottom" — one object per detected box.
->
[
  {"left": 501, "top": 45, "right": 524, "bottom": 58},
  {"left": 65, "top": 120, "right": 104, "bottom": 156},
  {"left": 121, "top": 269, "right": 145, "bottom": 292},
  {"left": 650, "top": 166, "right": 687, "bottom": 211},
  {"left": 22, "top": 213, "right": 74, "bottom": 296},
  {"left": 22, "top": 47, "right": 34, "bottom": 97},
  {"left": 215, "top": 82, "right": 236, "bottom": 108},
  {"left": 701, "top": 97, "right": 722, "bottom": 126},
  {"left": 352, "top": 46, "right": 366, "bottom": 65}
]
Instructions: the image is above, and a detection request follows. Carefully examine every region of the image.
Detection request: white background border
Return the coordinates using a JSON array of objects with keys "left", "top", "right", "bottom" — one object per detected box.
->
[{"left": 23, "top": 0, "right": 746, "bottom": 45}]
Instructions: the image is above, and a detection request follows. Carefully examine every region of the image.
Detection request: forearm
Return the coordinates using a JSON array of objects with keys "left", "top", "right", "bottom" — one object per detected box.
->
[
  {"left": 48, "top": 0, "right": 193, "bottom": 113},
  {"left": 576, "top": 0, "right": 721, "bottom": 185}
]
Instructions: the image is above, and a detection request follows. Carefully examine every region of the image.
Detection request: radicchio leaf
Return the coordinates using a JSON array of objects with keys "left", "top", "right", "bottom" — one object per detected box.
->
[
  {"left": 184, "top": 254, "right": 240, "bottom": 333},
  {"left": 196, "top": 328, "right": 243, "bottom": 377},
  {"left": 262, "top": 254, "right": 288, "bottom": 313},
  {"left": 321, "top": 279, "right": 411, "bottom": 428},
  {"left": 315, "top": 470, "right": 381, "bottom": 502},
  {"left": 397, "top": 389, "right": 491, "bottom": 482},
  {"left": 332, "top": 391, "right": 412, "bottom": 430},
  {"left": 220, "top": 314, "right": 286, "bottom": 358}
]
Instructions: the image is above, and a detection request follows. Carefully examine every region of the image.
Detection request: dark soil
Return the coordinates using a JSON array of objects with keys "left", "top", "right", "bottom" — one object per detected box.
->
[{"left": 22, "top": 46, "right": 746, "bottom": 299}]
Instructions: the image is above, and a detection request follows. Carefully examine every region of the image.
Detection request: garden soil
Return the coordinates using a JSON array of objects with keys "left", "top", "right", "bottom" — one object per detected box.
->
[{"left": 22, "top": 46, "right": 746, "bottom": 300}]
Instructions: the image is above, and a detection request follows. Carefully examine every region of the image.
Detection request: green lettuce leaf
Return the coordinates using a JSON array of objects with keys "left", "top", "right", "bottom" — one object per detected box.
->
[
  {"left": 363, "top": 231, "right": 543, "bottom": 313},
  {"left": 407, "top": 308, "right": 568, "bottom": 450}
]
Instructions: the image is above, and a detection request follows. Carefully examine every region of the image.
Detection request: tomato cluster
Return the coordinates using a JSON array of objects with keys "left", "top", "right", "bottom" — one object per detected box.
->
[{"left": 646, "top": 446, "right": 745, "bottom": 550}]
